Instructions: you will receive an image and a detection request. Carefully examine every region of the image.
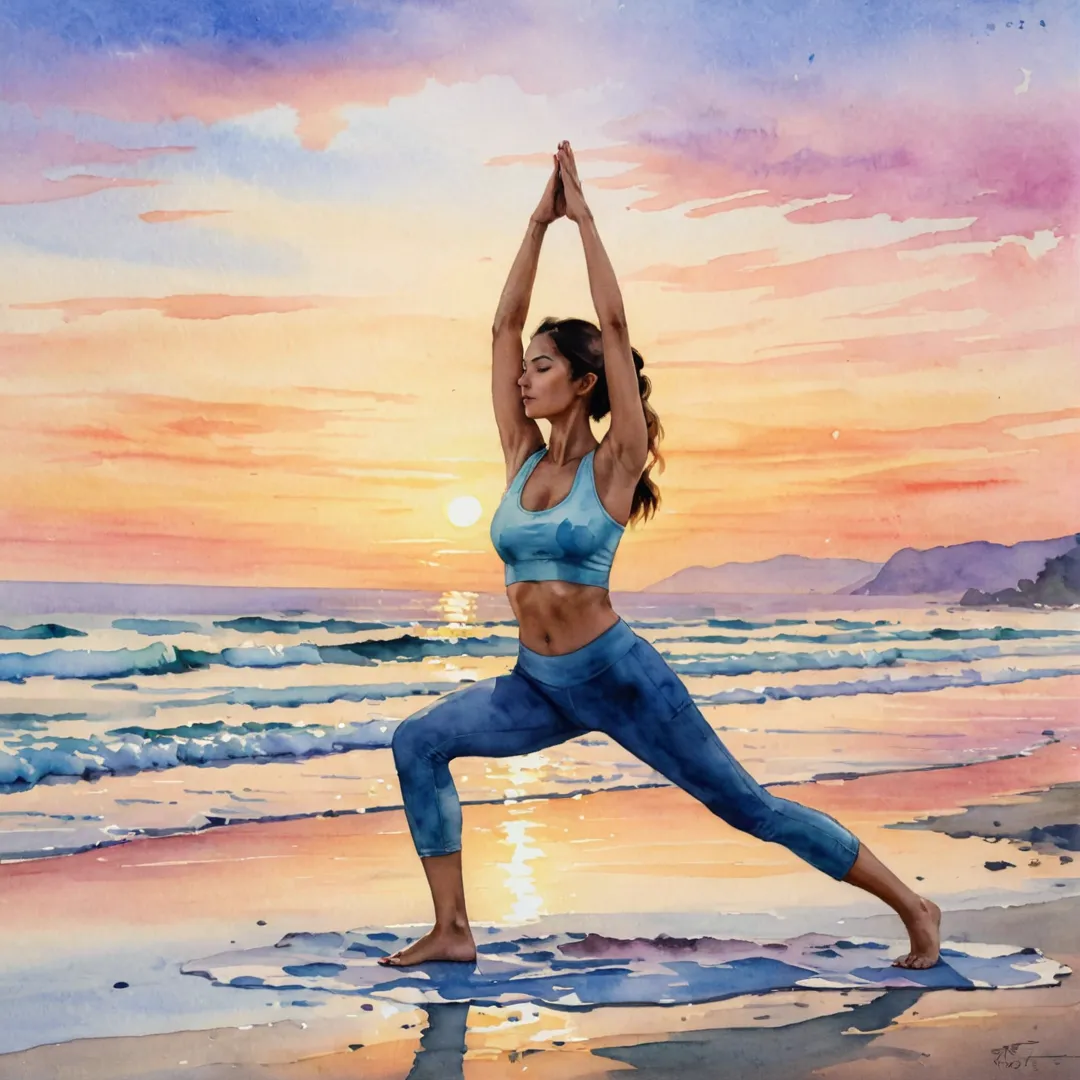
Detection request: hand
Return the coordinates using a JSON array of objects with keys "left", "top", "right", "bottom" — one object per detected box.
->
[
  {"left": 530, "top": 153, "right": 566, "bottom": 225},
  {"left": 556, "top": 140, "right": 591, "bottom": 223}
]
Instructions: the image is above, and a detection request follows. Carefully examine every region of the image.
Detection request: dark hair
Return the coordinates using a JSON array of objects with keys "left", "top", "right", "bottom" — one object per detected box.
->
[{"left": 532, "top": 316, "right": 664, "bottom": 526}]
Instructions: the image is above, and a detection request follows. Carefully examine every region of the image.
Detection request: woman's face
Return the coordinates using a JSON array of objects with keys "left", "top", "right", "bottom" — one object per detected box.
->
[{"left": 518, "top": 333, "right": 594, "bottom": 419}]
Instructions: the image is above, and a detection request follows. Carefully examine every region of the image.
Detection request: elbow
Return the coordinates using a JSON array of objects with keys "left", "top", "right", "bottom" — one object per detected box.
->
[{"left": 600, "top": 310, "right": 628, "bottom": 334}]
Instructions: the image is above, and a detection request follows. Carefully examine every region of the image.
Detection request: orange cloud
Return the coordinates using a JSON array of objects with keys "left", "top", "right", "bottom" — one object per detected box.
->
[
  {"left": 639, "top": 412, "right": 1080, "bottom": 565},
  {"left": 666, "top": 407, "right": 1080, "bottom": 463},
  {"left": 0, "top": 390, "right": 443, "bottom": 482},
  {"left": 0, "top": 504, "right": 423, "bottom": 588},
  {"left": 291, "top": 386, "right": 418, "bottom": 405},
  {"left": 10, "top": 294, "right": 357, "bottom": 322},
  {"left": 139, "top": 209, "right": 231, "bottom": 223},
  {"left": 654, "top": 318, "right": 1076, "bottom": 378}
]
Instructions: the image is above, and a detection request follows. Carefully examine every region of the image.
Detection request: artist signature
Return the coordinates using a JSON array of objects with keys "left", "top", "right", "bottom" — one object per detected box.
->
[{"left": 990, "top": 1041, "right": 1080, "bottom": 1069}]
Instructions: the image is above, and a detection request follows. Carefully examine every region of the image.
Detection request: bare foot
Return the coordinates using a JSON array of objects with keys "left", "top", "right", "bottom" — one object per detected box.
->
[
  {"left": 377, "top": 924, "right": 477, "bottom": 968},
  {"left": 893, "top": 897, "right": 941, "bottom": 969}
]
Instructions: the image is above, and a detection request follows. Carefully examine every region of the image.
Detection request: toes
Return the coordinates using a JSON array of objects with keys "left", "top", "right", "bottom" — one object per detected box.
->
[{"left": 893, "top": 953, "right": 937, "bottom": 970}]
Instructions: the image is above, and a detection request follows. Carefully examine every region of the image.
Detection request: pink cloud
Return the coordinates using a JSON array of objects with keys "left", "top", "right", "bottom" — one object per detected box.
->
[
  {"left": 2, "top": 46, "right": 499, "bottom": 153},
  {"left": 630, "top": 230, "right": 1075, "bottom": 326},
  {"left": 634, "top": 232, "right": 1077, "bottom": 377},
  {"left": 586, "top": 89, "right": 1079, "bottom": 241},
  {"left": 0, "top": 128, "right": 192, "bottom": 205},
  {"left": 627, "top": 241, "right": 911, "bottom": 297},
  {"left": 848, "top": 235, "right": 1076, "bottom": 321}
]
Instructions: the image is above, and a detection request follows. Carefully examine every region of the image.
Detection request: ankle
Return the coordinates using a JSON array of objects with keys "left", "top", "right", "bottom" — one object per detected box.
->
[
  {"left": 901, "top": 894, "right": 932, "bottom": 922},
  {"left": 436, "top": 915, "right": 472, "bottom": 935}
]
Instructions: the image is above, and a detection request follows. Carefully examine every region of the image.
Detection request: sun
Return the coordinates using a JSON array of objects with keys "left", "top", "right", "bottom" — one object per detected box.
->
[{"left": 446, "top": 495, "right": 483, "bottom": 527}]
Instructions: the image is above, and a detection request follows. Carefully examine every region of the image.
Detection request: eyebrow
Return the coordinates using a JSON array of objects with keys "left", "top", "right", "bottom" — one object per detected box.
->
[{"left": 524, "top": 354, "right": 554, "bottom": 365}]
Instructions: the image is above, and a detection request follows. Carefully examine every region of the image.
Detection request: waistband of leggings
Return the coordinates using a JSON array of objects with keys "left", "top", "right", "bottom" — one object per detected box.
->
[{"left": 516, "top": 617, "right": 638, "bottom": 688}]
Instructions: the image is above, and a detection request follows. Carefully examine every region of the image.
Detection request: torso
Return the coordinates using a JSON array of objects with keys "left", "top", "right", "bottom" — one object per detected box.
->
[{"left": 502, "top": 437, "right": 637, "bottom": 655}]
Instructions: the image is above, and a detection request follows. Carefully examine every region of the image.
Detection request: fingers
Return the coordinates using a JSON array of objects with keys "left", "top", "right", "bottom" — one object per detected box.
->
[{"left": 556, "top": 142, "right": 582, "bottom": 190}]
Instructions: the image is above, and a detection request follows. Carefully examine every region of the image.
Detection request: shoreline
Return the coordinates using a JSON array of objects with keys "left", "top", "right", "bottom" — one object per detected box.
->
[{"left": 1, "top": 740, "right": 1077, "bottom": 1073}]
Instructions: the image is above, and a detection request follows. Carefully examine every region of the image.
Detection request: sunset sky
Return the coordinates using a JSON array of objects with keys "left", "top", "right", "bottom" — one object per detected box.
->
[{"left": 1, "top": 0, "right": 1077, "bottom": 592}]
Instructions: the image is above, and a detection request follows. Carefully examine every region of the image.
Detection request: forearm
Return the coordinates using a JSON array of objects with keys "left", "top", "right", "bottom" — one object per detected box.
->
[
  {"left": 492, "top": 218, "right": 548, "bottom": 335},
  {"left": 576, "top": 212, "right": 626, "bottom": 327}
]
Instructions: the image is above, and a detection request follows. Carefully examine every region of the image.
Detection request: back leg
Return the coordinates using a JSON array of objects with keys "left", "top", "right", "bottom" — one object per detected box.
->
[{"left": 595, "top": 696, "right": 860, "bottom": 881}]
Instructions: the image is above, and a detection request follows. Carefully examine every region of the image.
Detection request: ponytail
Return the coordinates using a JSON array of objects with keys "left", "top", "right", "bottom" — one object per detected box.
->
[{"left": 629, "top": 348, "right": 664, "bottom": 526}]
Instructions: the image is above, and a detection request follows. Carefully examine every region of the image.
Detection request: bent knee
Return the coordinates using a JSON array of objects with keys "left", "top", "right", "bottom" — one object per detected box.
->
[
  {"left": 391, "top": 695, "right": 463, "bottom": 763},
  {"left": 715, "top": 792, "right": 783, "bottom": 840},
  {"left": 390, "top": 712, "right": 439, "bottom": 763}
]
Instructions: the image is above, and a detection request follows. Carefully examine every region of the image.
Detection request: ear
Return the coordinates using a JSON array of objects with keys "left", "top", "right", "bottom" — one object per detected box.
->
[{"left": 575, "top": 371, "right": 599, "bottom": 397}]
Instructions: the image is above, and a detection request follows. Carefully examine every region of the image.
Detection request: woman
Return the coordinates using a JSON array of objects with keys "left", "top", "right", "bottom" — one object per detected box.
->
[{"left": 379, "top": 141, "right": 941, "bottom": 970}]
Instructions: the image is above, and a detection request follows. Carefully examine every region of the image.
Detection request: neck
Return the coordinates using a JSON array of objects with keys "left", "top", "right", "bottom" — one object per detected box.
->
[{"left": 544, "top": 416, "right": 598, "bottom": 466}]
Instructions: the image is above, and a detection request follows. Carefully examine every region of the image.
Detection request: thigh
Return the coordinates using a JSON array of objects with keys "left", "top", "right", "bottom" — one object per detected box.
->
[
  {"left": 568, "top": 635, "right": 693, "bottom": 730},
  {"left": 572, "top": 637, "right": 764, "bottom": 799},
  {"left": 394, "top": 668, "right": 584, "bottom": 761}
]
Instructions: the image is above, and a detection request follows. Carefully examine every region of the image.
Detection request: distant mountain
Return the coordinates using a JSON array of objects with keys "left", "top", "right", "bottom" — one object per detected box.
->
[
  {"left": 643, "top": 555, "right": 881, "bottom": 595},
  {"left": 853, "top": 534, "right": 1079, "bottom": 596},
  {"left": 960, "top": 535, "right": 1080, "bottom": 608}
]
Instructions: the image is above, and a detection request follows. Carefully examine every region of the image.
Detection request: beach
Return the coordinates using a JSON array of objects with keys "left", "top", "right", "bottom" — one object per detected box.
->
[
  {"left": 0, "top": 596, "right": 1078, "bottom": 1076},
  {"left": 1, "top": 763, "right": 1078, "bottom": 1077}
]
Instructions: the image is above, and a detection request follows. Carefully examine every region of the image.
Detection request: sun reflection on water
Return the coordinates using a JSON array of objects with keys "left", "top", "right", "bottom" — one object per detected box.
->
[
  {"left": 435, "top": 589, "right": 478, "bottom": 630},
  {"left": 497, "top": 816, "right": 546, "bottom": 924},
  {"left": 495, "top": 751, "right": 550, "bottom": 923}
]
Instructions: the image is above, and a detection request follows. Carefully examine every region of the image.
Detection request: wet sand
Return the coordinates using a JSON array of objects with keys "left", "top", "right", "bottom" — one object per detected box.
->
[{"left": 1, "top": 732, "right": 1077, "bottom": 1078}]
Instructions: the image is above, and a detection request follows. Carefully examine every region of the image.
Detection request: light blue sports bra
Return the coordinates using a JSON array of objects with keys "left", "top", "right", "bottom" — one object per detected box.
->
[{"left": 489, "top": 446, "right": 626, "bottom": 588}]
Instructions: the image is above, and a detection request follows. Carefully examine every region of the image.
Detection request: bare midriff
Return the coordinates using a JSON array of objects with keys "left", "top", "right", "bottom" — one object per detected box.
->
[{"left": 507, "top": 579, "right": 620, "bottom": 655}]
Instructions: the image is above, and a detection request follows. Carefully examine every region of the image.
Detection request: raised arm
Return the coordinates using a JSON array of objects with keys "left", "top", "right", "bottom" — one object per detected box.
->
[
  {"left": 490, "top": 156, "right": 564, "bottom": 481},
  {"left": 558, "top": 141, "right": 649, "bottom": 474}
]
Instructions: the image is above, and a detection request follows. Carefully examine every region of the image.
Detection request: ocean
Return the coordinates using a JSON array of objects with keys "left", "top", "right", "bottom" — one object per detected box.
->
[{"left": 1, "top": 586, "right": 1078, "bottom": 866}]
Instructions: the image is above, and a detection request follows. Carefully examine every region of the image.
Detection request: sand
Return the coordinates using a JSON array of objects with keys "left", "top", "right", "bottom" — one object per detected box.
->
[{"left": 0, "top": 729, "right": 1077, "bottom": 1079}]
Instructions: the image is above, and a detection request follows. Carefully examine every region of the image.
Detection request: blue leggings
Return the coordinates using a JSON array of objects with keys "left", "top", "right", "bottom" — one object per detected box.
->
[{"left": 390, "top": 618, "right": 860, "bottom": 880}]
